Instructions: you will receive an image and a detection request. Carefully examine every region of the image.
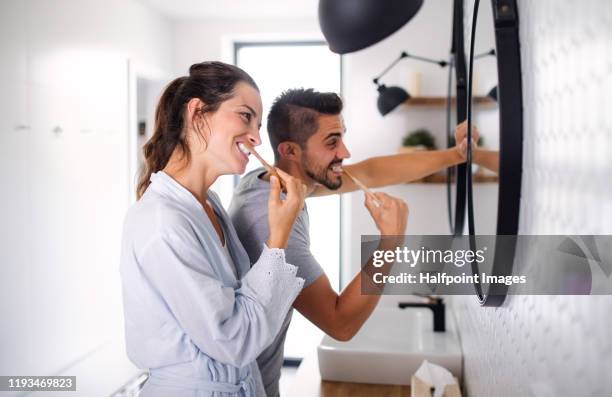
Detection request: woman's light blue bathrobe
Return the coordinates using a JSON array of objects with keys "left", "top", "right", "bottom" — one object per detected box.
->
[{"left": 120, "top": 171, "right": 304, "bottom": 396}]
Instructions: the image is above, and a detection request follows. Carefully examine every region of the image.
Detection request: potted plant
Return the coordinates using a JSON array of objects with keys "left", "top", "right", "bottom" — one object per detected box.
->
[{"left": 399, "top": 128, "right": 437, "bottom": 154}]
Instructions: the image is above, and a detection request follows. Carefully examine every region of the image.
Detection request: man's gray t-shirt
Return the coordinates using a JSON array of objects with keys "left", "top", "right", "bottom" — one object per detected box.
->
[{"left": 228, "top": 168, "right": 324, "bottom": 397}]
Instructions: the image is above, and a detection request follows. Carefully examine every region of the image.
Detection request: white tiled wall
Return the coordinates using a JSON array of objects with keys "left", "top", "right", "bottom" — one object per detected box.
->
[{"left": 454, "top": 1, "right": 612, "bottom": 396}]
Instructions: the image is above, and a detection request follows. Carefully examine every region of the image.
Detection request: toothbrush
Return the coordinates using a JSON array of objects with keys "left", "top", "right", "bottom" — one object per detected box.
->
[
  {"left": 343, "top": 169, "right": 381, "bottom": 207},
  {"left": 238, "top": 142, "right": 283, "bottom": 184}
]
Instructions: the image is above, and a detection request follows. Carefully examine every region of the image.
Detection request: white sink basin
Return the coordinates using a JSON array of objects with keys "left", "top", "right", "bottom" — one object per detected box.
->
[{"left": 317, "top": 307, "right": 462, "bottom": 385}]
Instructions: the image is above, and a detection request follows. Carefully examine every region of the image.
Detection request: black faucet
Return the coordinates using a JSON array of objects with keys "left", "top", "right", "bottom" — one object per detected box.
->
[{"left": 398, "top": 296, "right": 446, "bottom": 332}]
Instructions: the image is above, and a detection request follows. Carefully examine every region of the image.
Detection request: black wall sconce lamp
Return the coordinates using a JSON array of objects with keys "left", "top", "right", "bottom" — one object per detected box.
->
[
  {"left": 373, "top": 51, "right": 449, "bottom": 116},
  {"left": 475, "top": 48, "right": 498, "bottom": 102},
  {"left": 374, "top": 49, "right": 497, "bottom": 116},
  {"left": 318, "top": 0, "right": 497, "bottom": 117}
]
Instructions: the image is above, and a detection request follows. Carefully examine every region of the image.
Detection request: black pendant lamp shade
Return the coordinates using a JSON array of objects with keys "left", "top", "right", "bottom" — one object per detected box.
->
[
  {"left": 318, "top": 0, "right": 425, "bottom": 54},
  {"left": 487, "top": 85, "right": 498, "bottom": 102},
  {"left": 377, "top": 85, "right": 410, "bottom": 116}
]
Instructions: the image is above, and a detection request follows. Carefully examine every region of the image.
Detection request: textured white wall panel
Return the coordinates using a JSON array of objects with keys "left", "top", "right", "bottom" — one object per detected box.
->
[{"left": 454, "top": 1, "right": 612, "bottom": 396}]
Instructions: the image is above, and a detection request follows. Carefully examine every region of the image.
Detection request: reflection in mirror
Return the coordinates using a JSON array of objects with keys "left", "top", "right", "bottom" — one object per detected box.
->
[
  {"left": 449, "top": 0, "right": 469, "bottom": 236},
  {"left": 471, "top": 0, "right": 499, "bottom": 236},
  {"left": 445, "top": 55, "right": 457, "bottom": 234}
]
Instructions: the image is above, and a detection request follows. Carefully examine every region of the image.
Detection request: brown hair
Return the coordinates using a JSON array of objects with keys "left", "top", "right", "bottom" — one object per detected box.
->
[
  {"left": 267, "top": 88, "right": 343, "bottom": 161},
  {"left": 136, "top": 61, "right": 258, "bottom": 199}
]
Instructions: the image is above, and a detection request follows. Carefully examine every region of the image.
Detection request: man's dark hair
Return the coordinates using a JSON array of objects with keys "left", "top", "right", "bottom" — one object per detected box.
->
[{"left": 267, "top": 88, "right": 343, "bottom": 161}]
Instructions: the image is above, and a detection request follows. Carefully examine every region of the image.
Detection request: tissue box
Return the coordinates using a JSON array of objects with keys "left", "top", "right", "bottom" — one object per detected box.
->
[{"left": 411, "top": 376, "right": 462, "bottom": 397}]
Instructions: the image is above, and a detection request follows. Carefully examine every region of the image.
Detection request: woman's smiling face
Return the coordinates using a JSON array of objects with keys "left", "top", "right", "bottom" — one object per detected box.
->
[{"left": 191, "top": 82, "right": 263, "bottom": 176}]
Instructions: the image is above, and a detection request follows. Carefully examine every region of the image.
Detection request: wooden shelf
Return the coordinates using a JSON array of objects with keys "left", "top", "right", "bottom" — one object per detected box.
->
[
  {"left": 404, "top": 96, "right": 495, "bottom": 107},
  {"left": 411, "top": 173, "right": 499, "bottom": 184}
]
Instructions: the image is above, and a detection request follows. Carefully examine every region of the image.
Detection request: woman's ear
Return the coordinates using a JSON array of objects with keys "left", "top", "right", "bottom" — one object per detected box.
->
[
  {"left": 186, "top": 98, "right": 204, "bottom": 118},
  {"left": 186, "top": 98, "right": 211, "bottom": 148},
  {"left": 277, "top": 141, "right": 302, "bottom": 161}
]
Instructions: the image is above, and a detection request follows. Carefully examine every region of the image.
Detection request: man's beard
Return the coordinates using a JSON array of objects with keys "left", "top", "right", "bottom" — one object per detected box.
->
[{"left": 304, "top": 157, "right": 343, "bottom": 190}]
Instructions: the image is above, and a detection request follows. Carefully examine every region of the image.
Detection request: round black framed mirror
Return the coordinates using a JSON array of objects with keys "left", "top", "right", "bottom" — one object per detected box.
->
[{"left": 465, "top": 0, "right": 523, "bottom": 306}]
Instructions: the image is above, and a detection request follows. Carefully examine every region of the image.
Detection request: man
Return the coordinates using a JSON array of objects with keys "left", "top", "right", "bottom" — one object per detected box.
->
[{"left": 228, "top": 88, "right": 468, "bottom": 397}]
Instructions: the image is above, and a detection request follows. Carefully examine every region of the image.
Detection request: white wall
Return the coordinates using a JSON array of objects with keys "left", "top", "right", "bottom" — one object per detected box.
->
[
  {"left": 454, "top": 1, "right": 612, "bottom": 396},
  {"left": 0, "top": 0, "right": 173, "bottom": 394},
  {"left": 173, "top": 17, "right": 321, "bottom": 73}
]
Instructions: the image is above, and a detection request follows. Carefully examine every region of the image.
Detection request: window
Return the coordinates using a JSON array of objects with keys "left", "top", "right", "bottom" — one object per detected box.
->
[{"left": 235, "top": 41, "right": 342, "bottom": 359}]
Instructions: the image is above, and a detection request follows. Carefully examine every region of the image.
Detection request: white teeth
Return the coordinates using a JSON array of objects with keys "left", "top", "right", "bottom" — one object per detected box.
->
[
  {"left": 237, "top": 143, "right": 251, "bottom": 156},
  {"left": 331, "top": 164, "right": 343, "bottom": 172}
]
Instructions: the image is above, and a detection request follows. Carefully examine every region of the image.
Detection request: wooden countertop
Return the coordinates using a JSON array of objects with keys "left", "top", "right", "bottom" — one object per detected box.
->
[{"left": 287, "top": 350, "right": 410, "bottom": 397}]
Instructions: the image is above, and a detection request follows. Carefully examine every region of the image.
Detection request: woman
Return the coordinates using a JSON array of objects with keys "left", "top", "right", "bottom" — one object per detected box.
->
[{"left": 120, "top": 61, "right": 306, "bottom": 396}]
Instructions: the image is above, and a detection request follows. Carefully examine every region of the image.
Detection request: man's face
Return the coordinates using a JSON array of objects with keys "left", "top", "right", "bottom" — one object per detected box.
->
[{"left": 301, "top": 114, "right": 350, "bottom": 190}]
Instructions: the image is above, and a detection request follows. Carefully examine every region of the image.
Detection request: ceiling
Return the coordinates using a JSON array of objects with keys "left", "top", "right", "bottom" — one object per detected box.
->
[{"left": 138, "top": 0, "right": 319, "bottom": 20}]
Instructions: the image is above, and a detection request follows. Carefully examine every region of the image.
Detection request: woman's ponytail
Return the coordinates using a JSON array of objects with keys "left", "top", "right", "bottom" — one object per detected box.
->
[{"left": 136, "top": 76, "right": 187, "bottom": 199}]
